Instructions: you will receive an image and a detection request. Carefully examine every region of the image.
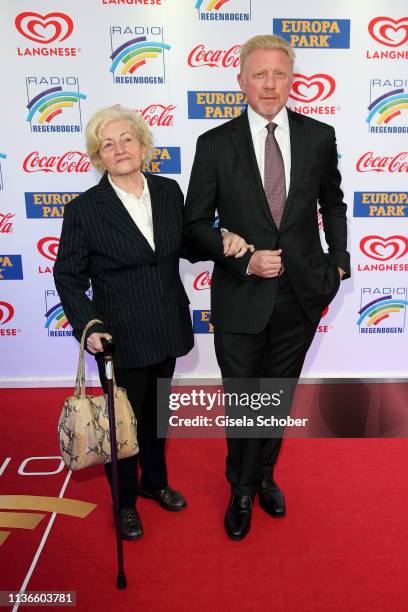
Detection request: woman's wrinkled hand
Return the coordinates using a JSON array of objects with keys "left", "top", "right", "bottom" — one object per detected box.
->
[
  {"left": 86, "top": 332, "right": 113, "bottom": 354},
  {"left": 222, "top": 231, "right": 255, "bottom": 258}
]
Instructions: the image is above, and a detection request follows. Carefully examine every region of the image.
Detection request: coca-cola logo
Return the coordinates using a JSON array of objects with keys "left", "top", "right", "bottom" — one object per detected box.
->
[
  {"left": 0, "top": 212, "right": 15, "bottom": 234},
  {"left": 37, "top": 237, "right": 60, "bottom": 262},
  {"left": 15, "top": 12, "right": 74, "bottom": 44},
  {"left": 135, "top": 104, "right": 175, "bottom": 127},
  {"left": 290, "top": 73, "right": 336, "bottom": 103},
  {"left": 368, "top": 17, "right": 408, "bottom": 47},
  {"left": 194, "top": 271, "right": 212, "bottom": 290},
  {"left": 0, "top": 301, "right": 14, "bottom": 325},
  {"left": 188, "top": 44, "right": 240, "bottom": 68},
  {"left": 23, "top": 151, "right": 91, "bottom": 174},
  {"left": 360, "top": 235, "right": 408, "bottom": 261},
  {"left": 356, "top": 152, "right": 408, "bottom": 173}
]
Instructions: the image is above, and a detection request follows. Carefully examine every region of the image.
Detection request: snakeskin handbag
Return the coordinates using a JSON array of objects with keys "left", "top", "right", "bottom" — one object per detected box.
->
[{"left": 58, "top": 319, "right": 139, "bottom": 471}]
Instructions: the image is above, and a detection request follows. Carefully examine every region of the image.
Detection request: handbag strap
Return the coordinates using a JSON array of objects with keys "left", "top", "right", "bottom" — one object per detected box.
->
[{"left": 74, "top": 319, "right": 104, "bottom": 398}]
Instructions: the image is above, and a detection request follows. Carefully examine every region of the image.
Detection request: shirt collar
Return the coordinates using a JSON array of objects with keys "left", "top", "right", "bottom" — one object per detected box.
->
[
  {"left": 108, "top": 172, "right": 147, "bottom": 199},
  {"left": 247, "top": 104, "right": 289, "bottom": 135}
]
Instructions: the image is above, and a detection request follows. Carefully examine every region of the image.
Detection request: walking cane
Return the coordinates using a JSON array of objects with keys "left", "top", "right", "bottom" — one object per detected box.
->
[{"left": 101, "top": 337, "right": 127, "bottom": 590}]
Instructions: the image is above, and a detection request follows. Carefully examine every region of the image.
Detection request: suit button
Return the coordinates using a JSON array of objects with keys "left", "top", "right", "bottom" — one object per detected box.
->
[{"left": 149, "top": 262, "right": 158, "bottom": 267}]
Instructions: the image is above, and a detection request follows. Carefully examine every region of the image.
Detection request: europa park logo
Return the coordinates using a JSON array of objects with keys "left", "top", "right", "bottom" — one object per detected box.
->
[
  {"left": 288, "top": 73, "right": 338, "bottom": 116},
  {"left": 366, "top": 17, "right": 408, "bottom": 60},
  {"left": 15, "top": 12, "right": 79, "bottom": 57}
]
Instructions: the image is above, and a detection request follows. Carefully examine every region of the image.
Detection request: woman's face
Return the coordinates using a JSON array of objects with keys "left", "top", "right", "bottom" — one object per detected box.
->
[{"left": 98, "top": 119, "right": 145, "bottom": 178}]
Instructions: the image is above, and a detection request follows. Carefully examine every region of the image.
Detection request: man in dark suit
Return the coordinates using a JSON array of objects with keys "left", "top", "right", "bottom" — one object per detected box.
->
[
  {"left": 184, "top": 35, "right": 350, "bottom": 540},
  {"left": 54, "top": 106, "right": 194, "bottom": 540}
]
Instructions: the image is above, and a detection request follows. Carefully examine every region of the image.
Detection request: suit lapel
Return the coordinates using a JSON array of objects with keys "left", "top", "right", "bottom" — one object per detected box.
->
[
  {"left": 231, "top": 111, "right": 278, "bottom": 231},
  {"left": 280, "top": 109, "right": 306, "bottom": 230},
  {"left": 95, "top": 173, "right": 156, "bottom": 252},
  {"left": 145, "top": 173, "right": 165, "bottom": 255}
]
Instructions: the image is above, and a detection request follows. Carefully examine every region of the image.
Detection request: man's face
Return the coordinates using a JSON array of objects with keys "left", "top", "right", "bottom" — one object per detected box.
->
[{"left": 237, "top": 48, "right": 293, "bottom": 121}]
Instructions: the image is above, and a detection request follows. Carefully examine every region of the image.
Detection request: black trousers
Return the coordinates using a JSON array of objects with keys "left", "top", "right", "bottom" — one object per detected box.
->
[
  {"left": 98, "top": 357, "right": 176, "bottom": 508},
  {"left": 214, "top": 274, "right": 318, "bottom": 496}
]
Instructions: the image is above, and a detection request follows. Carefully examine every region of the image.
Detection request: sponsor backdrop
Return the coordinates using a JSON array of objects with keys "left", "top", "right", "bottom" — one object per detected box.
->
[{"left": 0, "top": 0, "right": 407, "bottom": 384}]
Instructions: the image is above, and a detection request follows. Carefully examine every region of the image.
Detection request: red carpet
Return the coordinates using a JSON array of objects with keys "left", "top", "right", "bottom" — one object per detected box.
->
[{"left": 1, "top": 388, "right": 408, "bottom": 611}]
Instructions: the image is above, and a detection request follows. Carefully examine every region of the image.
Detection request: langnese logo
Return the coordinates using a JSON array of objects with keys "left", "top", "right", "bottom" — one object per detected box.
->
[
  {"left": 0, "top": 153, "right": 6, "bottom": 190},
  {"left": 109, "top": 25, "right": 170, "bottom": 85},
  {"left": 356, "top": 153, "right": 408, "bottom": 175},
  {"left": 358, "top": 235, "right": 408, "bottom": 272},
  {"left": 193, "top": 309, "right": 213, "bottom": 333},
  {"left": 44, "top": 289, "right": 72, "bottom": 337},
  {"left": 354, "top": 192, "right": 408, "bottom": 217},
  {"left": 273, "top": 19, "right": 351, "bottom": 48},
  {"left": 367, "top": 79, "right": 408, "bottom": 134},
  {"left": 194, "top": 271, "right": 212, "bottom": 290},
  {"left": 0, "top": 301, "right": 19, "bottom": 337},
  {"left": 134, "top": 104, "right": 176, "bottom": 127},
  {"left": 194, "top": 0, "right": 251, "bottom": 22},
  {"left": 317, "top": 305, "right": 333, "bottom": 334},
  {"left": 15, "top": 12, "right": 79, "bottom": 58},
  {"left": 188, "top": 44, "right": 241, "bottom": 68},
  {"left": 23, "top": 152, "right": 91, "bottom": 174},
  {"left": 25, "top": 192, "right": 80, "bottom": 219},
  {"left": 188, "top": 91, "right": 246, "bottom": 119},
  {"left": 0, "top": 212, "right": 15, "bottom": 234},
  {"left": 26, "top": 76, "right": 86, "bottom": 134},
  {"left": 143, "top": 147, "right": 180, "bottom": 173},
  {"left": 366, "top": 17, "right": 408, "bottom": 60},
  {"left": 288, "top": 73, "right": 338, "bottom": 116},
  {"left": 357, "top": 287, "right": 408, "bottom": 334},
  {"left": 0, "top": 255, "right": 23, "bottom": 281},
  {"left": 37, "top": 237, "right": 60, "bottom": 275}
]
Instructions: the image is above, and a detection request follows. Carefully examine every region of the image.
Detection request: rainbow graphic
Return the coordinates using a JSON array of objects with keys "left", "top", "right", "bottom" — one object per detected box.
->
[
  {"left": 357, "top": 295, "right": 408, "bottom": 327},
  {"left": 194, "top": 0, "right": 231, "bottom": 9},
  {"left": 110, "top": 36, "right": 171, "bottom": 75},
  {"left": 366, "top": 88, "right": 408, "bottom": 125},
  {"left": 26, "top": 87, "right": 86, "bottom": 124},
  {"left": 44, "top": 303, "right": 71, "bottom": 331}
]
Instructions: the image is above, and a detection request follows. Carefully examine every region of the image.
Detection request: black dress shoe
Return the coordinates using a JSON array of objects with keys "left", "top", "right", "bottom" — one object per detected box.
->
[
  {"left": 138, "top": 484, "right": 187, "bottom": 512},
  {"left": 224, "top": 495, "right": 253, "bottom": 541},
  {"left": 120, "top": 507, "right": 143, "bottom": 540},
  {"left": 258, "top": 480, "right": 286, "bottom": 517}
]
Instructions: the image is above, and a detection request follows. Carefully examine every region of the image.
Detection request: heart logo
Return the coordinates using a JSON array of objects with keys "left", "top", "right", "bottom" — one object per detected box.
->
[
  {"left": 360, "top": 235, "right": 408, "bottom": 261},
  {"left": 37, "top": 237, "right": 60, "bottom": 262},
  {"left": 0, "top": 302, "right": 14, "bottom": 325},
  {"left": 15, "top": 12, "right": 74, "bottom": 44},
  {"left": 289, "top": 74, "right": 336, "bottom": 103},
  {"left": 368, "top": 17, "right": 408, "bottom": 47}
]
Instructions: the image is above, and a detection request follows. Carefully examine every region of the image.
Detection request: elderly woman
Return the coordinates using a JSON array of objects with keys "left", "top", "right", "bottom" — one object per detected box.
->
[{"left": 54, "top": 106, "right": 197, "bottom": 541}]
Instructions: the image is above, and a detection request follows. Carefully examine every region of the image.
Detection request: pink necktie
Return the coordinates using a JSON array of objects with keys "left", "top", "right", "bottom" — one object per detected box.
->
[{"left": 264, "top": 122, "right": 286, "bottom": 228}]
